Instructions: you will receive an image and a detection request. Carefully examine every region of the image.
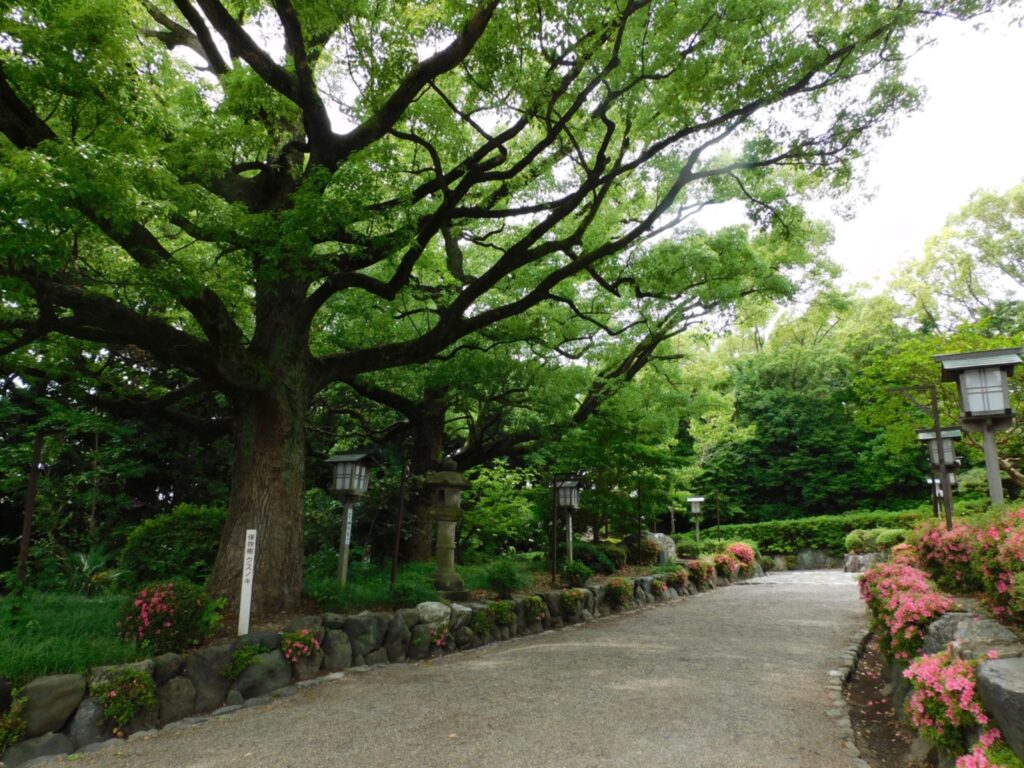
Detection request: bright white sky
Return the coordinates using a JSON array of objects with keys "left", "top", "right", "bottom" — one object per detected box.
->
[{"left": 821, "top": 10, "right": 1024, "bottom": 292}]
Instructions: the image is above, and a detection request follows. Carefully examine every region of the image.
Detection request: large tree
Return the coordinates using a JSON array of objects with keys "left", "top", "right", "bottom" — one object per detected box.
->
[{"left": 0, "top": 0, "right": 998, "bottom": 614}]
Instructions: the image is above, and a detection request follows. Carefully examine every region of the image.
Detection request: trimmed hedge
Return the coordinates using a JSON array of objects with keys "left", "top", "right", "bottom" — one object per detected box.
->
[
  {"left": 120, "top": 504, "right": 226, "bottom": 585},
  {"left": 673, "top": 507, "right": 934, "bottom": 555}
]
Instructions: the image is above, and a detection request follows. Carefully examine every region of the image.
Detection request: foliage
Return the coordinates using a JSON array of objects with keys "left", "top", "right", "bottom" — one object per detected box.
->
[
  {"left": 560, "top": 588, "right": 588, "bottom": 616},
  {"left": 904, "top": 650, "right": 988, "bottom": 754},
  {"left": 0, "top": 690, "right": 26, "bottom": 753},
  {"left": 691, "top": 508, "right": 931, "bottom": 555},
  {"left": 725, "top": 542, "right": 756, "bottom": 568},
  {"left": 859, "top": 563, "right": 953, "bottom": 660},
  {"left": 119, "top": 504, "right": 227, "bottom": 586},
  {"left": 957, "top": 730, "right": 1024, "bottom": 768},
  {"left": 0, "top": 591, "right": 145, "bottom": 681},
  {"left": 469, "top": 608, "right": 495, "bottom": 638},
  {"left": 484, "top": 558, "right": 532, "bottom": 598},
  {"left": 917, "top": 522, "right": 986, "bottom": 592},
  {"left": 597, "top": 544, "right": 628, "bottom": 571},
  {"left": 91, "top": 668, "right": 157, "bottom": 733},
  {"left": 604, "top": 579, "right": 633, "bottom": 610},
  {"left": 572, "top": 542, "right": 617, "bottom": 576},
  {"left": 305, "top": 561, "right": 441, "bottom": 613},
  {"left": 846, "top": 528, "right": 909, "bottom": 554},
  {"left": 562, "top": 560, "right": 593, "bottom": 588},
  {"left": 714, "top": 552, "right": 741, "bottom": 578},
  {"left": 490, "top": 600, "right": 516, "bottom": 627},
  {"left": 665, "top": 569, "right": 689, "bottom": 592},
  {"left": 970, "top": 510, "right": 1024, "bottom": 622},
  {"left": 462, "top": 462, "right": 543, "bottom": 557},
  {"left": 650, "top": 578, "right": 669, "bottom": 598},
  {"left": 637, "top": 538, "right": 661, "bottom": 566},
  {"left": 281, "top": 629, "right": 321, "bottom": 663},
  {"left": 429, "top": 623, "right": 451, "bottom": 649},
  {"left": 225, "top": 644, "right": 269, "bottom": 682},
  {"left": 118, "top": 582, "right": 222, "bottom": 655},
  {"left": 686, "top": 558, "right": 716, "bottom": 588},
  {"left": 522, "top": 596, "right": 546, "bottom": 625},
  {"left": 66, "top": 548, "right": 126, "bottom": 596}
]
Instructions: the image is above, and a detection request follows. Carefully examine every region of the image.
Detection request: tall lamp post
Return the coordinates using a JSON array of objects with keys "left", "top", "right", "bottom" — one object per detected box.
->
[
  {"left": 687, "top": 496, "right": 704, "bottom": 547},
  {"left": 934, "top": 348, "right": 1021, "bottom": 506},
  {"left": 326, "top": 452, "right": 373, "bottom": 586},
  {"left": 424, "top": 459, "right": 470, "bottom": 596},
  {"left": 555, "top": 479, "right": 581, "bottom": 564},
  {"left": 917, "top": 427, "right": 960, "bottom": 529}
]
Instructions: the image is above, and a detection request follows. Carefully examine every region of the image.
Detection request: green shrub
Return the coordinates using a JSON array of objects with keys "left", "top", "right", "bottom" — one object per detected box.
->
[
  {"left": 560, "top": 588, "right": 587, "bottom": 615},
  {"left": 845, "top": 530, "right": 867, "bottom": 554},
  {"left": 118, "top": 582, "right": 223, "bottom": 655},
  {"left": 91, "top": 668, "right": 156, "bottom": 734},
  {"left": 562, "top": 560, "right": 593, "bottom": 587},
  {"left": 490, "top": 600, "right": 516, "bottom": 626},
  {"left": 664, "top": 569, "right": 688, "bottom": 591},
  {"left": 522, "top": 595, "right": 546, "bottom": 624},
  {"left": 572, "top": 542, "right": 615, "bottom": 574},
  {"left": 120, "top": 504, "right": 226, "bottom": 585},
  {"left": 598, "top": 543, "right": 628, "bottom": 570},
  {"left": 703, "top": 508, "right": 931, "bottom": 555},
  {"left": 485, "top": 558, "right": 532, "bottom": 598},
  {"left": 604, "top": 578, "right": 633, "bottom": 609},
  {"left": 470, "top": 607, "right": 494, "bottom": 636},
  {"left": 874, "top": 528, "right": 908, "bottom": 549},
  {"left": 636, "top": 538, "right": 661, "bottom": 565},
  {"left": 225, "top": 644, "right": 269, "bottom": 681},
  {"left": 0, "top": 690, "right": 26, "bottom": 752}
]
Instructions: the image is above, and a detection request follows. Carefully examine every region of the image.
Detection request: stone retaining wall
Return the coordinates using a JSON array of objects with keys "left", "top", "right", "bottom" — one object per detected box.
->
[
  {"left": 879, "top": 611, "right": 1024, "bottom": 767},
  {"left": 0, "top": 572, "right": 742, "bottom": 767}
]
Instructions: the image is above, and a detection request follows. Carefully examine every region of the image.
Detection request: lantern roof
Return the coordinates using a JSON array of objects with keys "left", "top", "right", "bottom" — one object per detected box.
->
[
  {"left": 933, "top": 348, "right": 1022, "bottom": 382},
  {"left": 424, "top": 458, "right": 469, "bottom": 488},
  {"left": 326, "top": 452, "right": 372, "bottom": 464},
  {"left": 915, "top": 428, "right": 962, "bottom": 442}
]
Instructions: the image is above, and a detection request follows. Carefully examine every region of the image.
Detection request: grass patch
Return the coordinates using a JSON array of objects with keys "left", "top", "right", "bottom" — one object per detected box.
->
[{"left": 0, "top": 591, "right": 145, "bottom": 682}]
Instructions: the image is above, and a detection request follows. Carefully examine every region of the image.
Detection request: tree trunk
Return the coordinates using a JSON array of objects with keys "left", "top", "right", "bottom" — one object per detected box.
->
[
  {"left": 209, "top": 385, "right": 309, "bottom": 619},
  {"left": 404, "top": 390, "right": 448, "bottom": 561}
]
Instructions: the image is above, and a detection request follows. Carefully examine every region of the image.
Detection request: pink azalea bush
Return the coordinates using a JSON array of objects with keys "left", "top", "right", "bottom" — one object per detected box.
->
[
  {"left": 685, "top": 558, "right": 715, "bottom": 588},
  {"left": 860, "top": 562, "right": 953, "bottom": 660},
  {"left": 904, "top": 650, "right": 987, "bottom": 754},
  {"left": 713, "top": 552, "right": 740, "bottom": 578},
  {"left": 918, "top": 523, "right": 984, "bottom": 592},
  {"left": 118, "top": 582, "right": 221, "bottom": 654},
  {"left": 974, "top": 512, "right": 1024, "bottom": 622},
  {"left": 955, "top": 728, "right": 1024, "bottom": 768},
  {"left": 725, "top": 542, "right": 757, "bottom": 575},
  {"left": 281, "top": 628, "right": 321, "bottom": 662}
]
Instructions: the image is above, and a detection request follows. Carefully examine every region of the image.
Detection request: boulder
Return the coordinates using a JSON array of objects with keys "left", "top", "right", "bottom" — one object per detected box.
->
[
  {"left": 225, "top": 690, "right": 244, "bottom": 706},
  {"left": 322, "top": 630, "right": 353, "bottom": 672},
  {"left": 125, "top": 704, "right": 159, "bottom": 736},
  {"left": 922, "top": 613, "right": 1024, "bottom": 659},
  {"left": 384, "top": 613, "right": 411, "bottom": 663},
  {"left": 342, "top": 612, "right": 389, "bottom": 658},
  {"left": 408, "top": 623, "right": 444, "bottom": 661},
  {"left": 795, "top": 549, "right": 836, "bottom": 570},
  {"left": 642, "top": 531, "right": 677, "bottom": 564},
  {"left": 65, "top": 696, "right": 113, "bottom": 749},
  {"left": 89, "top": 660, "right": 155, "bottom": 689},
  {"left": 231, "top": 650, "right": 291, "bottom": 699},
  {"left": 416, "top": 602, "right": 451, "bottom": 625},
  {"left": 455, "top": 626, "right": 477, "bottom": 650},
  {"left": 2, "top": 732, "right": 74, "bottom": 768},
  {"left": 322, "top": 613, "right": 346, "bottom": 630},
  {"left": 399, "top": 608, "right": 420, "bottom": 629},
  {"left": 291, "top": 649, "right": 324, "bottom": 682},
  {"left": 22, "top": 674, "right": 86, "bottom": 738},
  {"left": 365, "top": 648, "right": 389, "bottom": 666},
  {"left": 540, "top": 592, "right": 561, "bottom": 621},
  {"left": 844, "top": 553, "right": 885, "bottom": 573},
  {"left": 185, "top": 643, "right": 233, "bottom": 713},
  {"left": 449, "top": 604, "right": 472, "bottom": 632},
  {"left": 233, "top": 632, "right": 282, "bottom": 652},
  {"left": 152, "top": 653, "right": 185, "bottom": 685},
  {"left": 978, "top": 658, "right": 1024, "bottom": 757},
  {"left": 157, "top": 677, "right": 196, "bottom": 724}
]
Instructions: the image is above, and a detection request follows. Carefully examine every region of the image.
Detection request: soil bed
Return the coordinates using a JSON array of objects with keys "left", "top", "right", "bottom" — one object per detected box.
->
[{"left": 846, "top": 634, "right": 931, "bottom": 768}]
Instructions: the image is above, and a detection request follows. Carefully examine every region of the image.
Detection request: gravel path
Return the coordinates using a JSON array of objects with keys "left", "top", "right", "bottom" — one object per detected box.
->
[{"left": 67, "top": 571, "right": 866, "bottom": 768}]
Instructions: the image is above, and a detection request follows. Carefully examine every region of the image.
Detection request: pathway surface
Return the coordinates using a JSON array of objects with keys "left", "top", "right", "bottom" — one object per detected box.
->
[{"left": 68, "top": 571, "right": 866, "bottom": 768}]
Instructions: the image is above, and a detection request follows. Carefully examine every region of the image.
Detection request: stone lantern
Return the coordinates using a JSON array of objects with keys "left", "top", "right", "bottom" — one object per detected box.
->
[
  {"left": 424, "top": 458, "right": 470, "bottom": 595},
  {"left": 934, "top": 347, "right": 1021, "bottom": 505}
]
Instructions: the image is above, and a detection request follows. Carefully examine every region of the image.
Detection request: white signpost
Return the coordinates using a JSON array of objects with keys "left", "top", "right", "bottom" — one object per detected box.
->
[{"left": 238, "top": 529, "right": 257, "bottom": 636}]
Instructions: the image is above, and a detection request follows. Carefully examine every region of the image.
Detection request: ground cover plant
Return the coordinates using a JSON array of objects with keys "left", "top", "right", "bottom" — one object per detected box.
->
[
  {"left": 0, "top": 591, "right": 145, "bottom": 681},
  {"left": 90, "top": 667, "right": 157, "bottom": 737}
]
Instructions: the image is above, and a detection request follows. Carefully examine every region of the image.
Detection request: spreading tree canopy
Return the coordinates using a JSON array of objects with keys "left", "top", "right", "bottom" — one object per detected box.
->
[{"left": 0, "top": 0, "right": 1000, "bottom": 614}]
